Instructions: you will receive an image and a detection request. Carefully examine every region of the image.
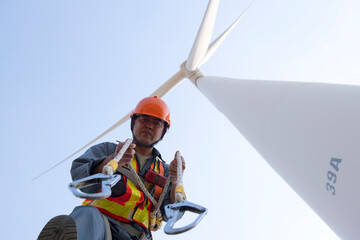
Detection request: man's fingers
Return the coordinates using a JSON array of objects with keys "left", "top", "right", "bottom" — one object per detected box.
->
[
  {"left": 125, "top": 148, "right": 135, "bottom": 155},
  {"left": 181, "top": 156, "right": 186, "bottom": 170},
  {"left": 122, "top": 148, "right": 135, "bottom": 161},
  {"left": 114, "top": 141, "right": 135, "bottom": 162},
  {"left": 123, "top": 154, "right": 133, "bottom": 159},
  {"left": 169, "top": 162, "right": 177, "bottom": 171},
  {"left": 115, "top": 143, "right": 123, "bottom": 153},
  {"left": 116, "top": 141, "right": 136, "bottom": 152}
]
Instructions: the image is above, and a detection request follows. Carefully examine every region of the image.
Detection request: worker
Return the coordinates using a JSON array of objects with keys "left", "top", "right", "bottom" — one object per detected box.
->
[{"left": 38, "top": 96, "right": 185, "bottom": 240}]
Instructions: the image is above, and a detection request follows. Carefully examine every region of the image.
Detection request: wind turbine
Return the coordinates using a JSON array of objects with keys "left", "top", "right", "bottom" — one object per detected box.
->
[{"left": 34, "top": 0, "right": 360, "bottom": 239}]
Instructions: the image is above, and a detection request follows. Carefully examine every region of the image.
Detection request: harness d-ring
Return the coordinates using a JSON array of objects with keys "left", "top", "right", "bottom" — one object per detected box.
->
[
  {"left": 164, "top": 151, "right": 208, "bottom": 234},
  {"left": 68, "top": 139, "right": 133, "bottom": 199}
]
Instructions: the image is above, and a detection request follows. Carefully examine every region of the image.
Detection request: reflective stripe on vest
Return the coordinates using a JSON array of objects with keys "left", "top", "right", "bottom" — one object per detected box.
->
[
  {"left": 153, "top": 159, "right": 164, "bottom": 199},
  {"left": 82, "top": 156, "right": 165, "bottom": 229}
]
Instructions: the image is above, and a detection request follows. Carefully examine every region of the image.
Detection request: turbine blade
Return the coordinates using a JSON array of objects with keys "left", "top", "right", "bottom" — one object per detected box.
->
[
  {"left": 198, "top": 2, "right": 253, "bottom": 67},
  {"left": 149, "top": 69, "right": 186, "bottom": 97},
  {"left": 196, "top": 75, "right": 360, "bottom": 240},
  {"left": 31, "top": 112, "right": 132, "bottom": 181},
  {"left": 185, "top": 0, "right": 219, "bottom": 71},
  {"left": 32, "top": 70, "right": 186, "bottom": 180}
]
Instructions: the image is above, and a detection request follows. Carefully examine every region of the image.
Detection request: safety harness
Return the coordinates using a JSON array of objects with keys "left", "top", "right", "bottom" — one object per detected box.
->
[
  {"left": 116, "top": 158, "right": 171, "bottom": 231},
  {"left": 69, "top": 138, "right": 207, "bottom": 237}
]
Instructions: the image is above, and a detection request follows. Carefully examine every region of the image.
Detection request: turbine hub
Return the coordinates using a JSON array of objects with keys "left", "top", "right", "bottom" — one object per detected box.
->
[{"left": 181, "top": 62, "right": 204, "bottom": 86}]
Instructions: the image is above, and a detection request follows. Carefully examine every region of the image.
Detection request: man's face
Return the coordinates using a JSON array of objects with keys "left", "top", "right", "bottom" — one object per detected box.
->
[{"left": 132, "top": 115, "right": 165, "bottom": 146}]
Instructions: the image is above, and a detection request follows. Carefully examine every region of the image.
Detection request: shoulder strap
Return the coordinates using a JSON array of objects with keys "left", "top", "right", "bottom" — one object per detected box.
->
[
  {"left": 101, "top": 214, "right": 112, "bottom": 240},
  {"left": 153, "top": 159, "right": 165, "bottom": 199},
  {"left": 117, "top": 165, "right": 152, "bottom": 191},
  {"left": 116, "top": 157, "right": 166, "bottom": 200}
]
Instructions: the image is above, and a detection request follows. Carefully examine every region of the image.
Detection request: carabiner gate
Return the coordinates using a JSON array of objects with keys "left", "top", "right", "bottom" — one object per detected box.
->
[{"left": 164, "top": 200, "right": 208, "bottom": 235}]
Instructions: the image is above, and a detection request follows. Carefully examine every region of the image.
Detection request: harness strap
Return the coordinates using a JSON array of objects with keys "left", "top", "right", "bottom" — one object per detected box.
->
[
  {"left": 117, "top": 166, "right": 153, "bottom": 192},
  {"left": 116, "top": 153, "right": 171, "bottom": 232},
  {"left": 101, "top": 214, "right": 112, "bottom": 240},
  {"left": 117, "top": 221, "right": 148, "bottom": 240},
  {"left": 103, "top": 213, "right": 148, "bottom": 240},
  {"left": 126, "top": 163, "right": 158, "bottom": 206},
  {"left": 153, "top": 161, "right": 165, "bottom": 198}
]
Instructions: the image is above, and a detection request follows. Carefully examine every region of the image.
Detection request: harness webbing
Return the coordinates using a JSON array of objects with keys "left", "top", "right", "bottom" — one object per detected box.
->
[
  {"left": 126, "top": 161, "right": 170, "bottom": 209},
  {"left": 126, "top": 160, "right": 171, "bottom": 231}
]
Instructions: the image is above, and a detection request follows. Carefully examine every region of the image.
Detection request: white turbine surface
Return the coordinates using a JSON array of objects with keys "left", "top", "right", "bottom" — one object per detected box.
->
[
  {"left": 196, "top": 76, "right": 360, "bottom": 240},
  {"left": 185, "top": 0, "right": 219, "bottom": 71},
  {"left": 198, "top": 2, "right": 253, "bottom": 67}
]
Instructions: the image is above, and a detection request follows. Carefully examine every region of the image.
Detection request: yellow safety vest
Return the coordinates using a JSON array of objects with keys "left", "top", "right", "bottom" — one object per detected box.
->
[{"left": 82, "top": 156, "right": 165, "bottom": 229}]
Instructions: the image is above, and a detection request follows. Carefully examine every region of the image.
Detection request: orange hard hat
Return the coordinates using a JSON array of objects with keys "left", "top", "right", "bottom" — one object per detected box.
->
[{"left": 131, "top": 96, "right": 171, "bottom": 127}]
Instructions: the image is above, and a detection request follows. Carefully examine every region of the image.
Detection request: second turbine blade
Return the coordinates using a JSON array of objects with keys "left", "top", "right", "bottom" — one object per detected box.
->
[{"left": 185, "top": 0, "right": 219, "bottom": 72}]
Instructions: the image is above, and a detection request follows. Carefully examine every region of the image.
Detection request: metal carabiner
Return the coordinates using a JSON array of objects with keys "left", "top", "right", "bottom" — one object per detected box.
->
[
  {"left": 68, "top": 138, "right": 133, "bottom": 199},
  {"left": 164, "top": 151, "right": 208, "bottom": 234},
  {"left": 68, "top": 173, "right": 121, "bottom": 199},
  {"left": 164, "top": 200, "right": 208, "bottom": 235}
]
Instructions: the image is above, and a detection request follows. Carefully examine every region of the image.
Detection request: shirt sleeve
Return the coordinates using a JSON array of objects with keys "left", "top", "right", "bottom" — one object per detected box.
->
[{"left": 70, "top": 142, "right": 117, "bottom": 181}]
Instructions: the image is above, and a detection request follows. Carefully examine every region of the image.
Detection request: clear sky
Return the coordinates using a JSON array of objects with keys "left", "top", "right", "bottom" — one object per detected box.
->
[{"left": 1, "top": 0, "right": 359, "bottom": 239}]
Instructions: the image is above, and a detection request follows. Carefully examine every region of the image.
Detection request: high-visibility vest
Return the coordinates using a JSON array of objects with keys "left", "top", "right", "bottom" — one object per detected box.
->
[{"left": 82, "top": 156, "right": 165, "bottom": 229}]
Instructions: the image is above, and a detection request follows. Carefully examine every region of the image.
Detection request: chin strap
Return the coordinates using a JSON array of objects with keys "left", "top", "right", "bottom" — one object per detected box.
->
[{"left": 132, "top": 135, "right": 159, "bottom": 148}]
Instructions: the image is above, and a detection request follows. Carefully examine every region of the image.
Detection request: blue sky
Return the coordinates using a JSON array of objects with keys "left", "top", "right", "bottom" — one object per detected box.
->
[{"left": 1, "top": 0, "right": 359, "bottom": 239}]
